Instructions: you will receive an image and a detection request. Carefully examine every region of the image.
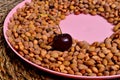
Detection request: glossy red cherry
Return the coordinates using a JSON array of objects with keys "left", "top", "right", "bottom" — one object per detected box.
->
[{"left": 52, "top": 33, "right": 72, "bottom": 51}]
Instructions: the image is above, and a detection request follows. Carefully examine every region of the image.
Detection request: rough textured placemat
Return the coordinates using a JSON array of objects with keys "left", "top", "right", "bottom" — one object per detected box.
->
[{"left": 0, "top": 0, "right": 119, "bottom": 80}]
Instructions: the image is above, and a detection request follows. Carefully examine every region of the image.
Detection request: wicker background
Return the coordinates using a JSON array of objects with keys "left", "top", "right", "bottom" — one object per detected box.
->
[{"left": 0, "top": 0, "right": 119, "bottom": 80}]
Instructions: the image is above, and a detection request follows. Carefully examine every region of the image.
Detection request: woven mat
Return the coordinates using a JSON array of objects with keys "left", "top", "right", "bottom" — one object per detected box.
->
[{"left": 0, "top": 0, "right": 119, "bottom": 80}]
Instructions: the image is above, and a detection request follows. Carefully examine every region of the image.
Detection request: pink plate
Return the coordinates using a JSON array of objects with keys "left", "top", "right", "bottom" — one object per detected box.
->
[
  {"left": 60, "top": 14, "right": 113, "bottom": 44},
  {"left": 3, "top": 0, "right": 119, "bottom": 79}
]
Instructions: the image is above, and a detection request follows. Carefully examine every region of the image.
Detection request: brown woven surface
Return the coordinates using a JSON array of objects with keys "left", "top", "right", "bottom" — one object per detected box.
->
[{"left": 0, "top": 0, "right": 119, "bottom": 80}]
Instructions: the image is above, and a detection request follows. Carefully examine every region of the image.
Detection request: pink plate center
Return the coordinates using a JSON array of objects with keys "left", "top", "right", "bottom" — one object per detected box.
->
[{"left": 60, "top": 14, "right": 114, "bottom": 44}]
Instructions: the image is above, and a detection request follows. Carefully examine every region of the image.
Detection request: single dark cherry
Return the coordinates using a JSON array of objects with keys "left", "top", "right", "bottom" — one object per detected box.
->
[{"left": 52, "top": 33, "right": 72, "bottom": 51}]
